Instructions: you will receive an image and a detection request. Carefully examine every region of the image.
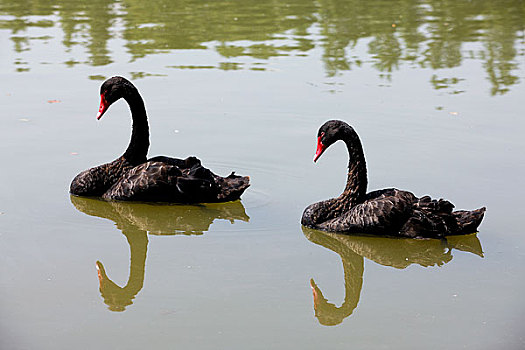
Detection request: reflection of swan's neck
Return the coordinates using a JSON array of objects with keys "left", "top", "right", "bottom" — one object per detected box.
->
[
  {"left": 341, "top": 255, "right": 363, "bottom": 313},
  {"left": 312, "top": 255, "right": 364, "bottom": 326},
  {"left": 97, "top": 229, "right": 148, "bottom": 312},
  {"left": 122, "top": 90, "right": 149, "bottom": 165},
  {"left": 124, "top": 229, "right": 148, "bottom": 292},
  {"left": 308, "top": 230, "right": 365, "bottom": 326}
]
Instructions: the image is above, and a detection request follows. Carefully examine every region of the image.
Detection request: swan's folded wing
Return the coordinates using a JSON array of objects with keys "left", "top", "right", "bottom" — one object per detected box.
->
[
  {"left": 147, "top": 156, "right": 202, "bottom": 170},
  {"left": 318, "top": 190, "right": 416, "bottom": 234},
  {"left": 102, "top": 161, "right": 180, "bottom": 201}
]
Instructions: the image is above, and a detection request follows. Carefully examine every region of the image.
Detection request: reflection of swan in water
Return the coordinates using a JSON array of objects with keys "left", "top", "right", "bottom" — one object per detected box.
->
[
  {"left": 95, "top": 231, "right": 146, "bottom": 312},
  {"left": 71, "top": 195, "right": 249, "bottom": 311},
  {"left": 302, "top": 227, "right": 483, "bottom": 326}
]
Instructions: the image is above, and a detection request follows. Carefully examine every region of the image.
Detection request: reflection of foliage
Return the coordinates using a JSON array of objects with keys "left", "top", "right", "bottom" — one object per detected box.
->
[
  {"left": 0, "top": 0, "right": 523, "bottom": 93},
  {"left": 369, "top": 34, "right": 402, "bottom": 73},
  {"left": 121, "top": 0, "right": 318, "bottom": 59},
  {"left": 430, "top": 74, "right": 465, "bottom": 94},
  {"left": 483, "top": 24, "right": 521, "bottom": 95}
]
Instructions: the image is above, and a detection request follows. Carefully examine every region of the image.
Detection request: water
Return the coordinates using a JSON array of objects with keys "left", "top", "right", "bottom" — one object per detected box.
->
[{"left": 1, "top": 1, "right": 524, "bottom": 349}]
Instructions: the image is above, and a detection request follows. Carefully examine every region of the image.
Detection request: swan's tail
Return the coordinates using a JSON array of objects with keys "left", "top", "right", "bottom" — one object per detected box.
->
[
  {"left": 453, "top": 207, "right": 486, "bottom": 233},
  {"left": 215, "top": 173, "right": 250, "bottom": 202},
  {"left": 402, "top": 199, "right": 486, "bottom": 238}
]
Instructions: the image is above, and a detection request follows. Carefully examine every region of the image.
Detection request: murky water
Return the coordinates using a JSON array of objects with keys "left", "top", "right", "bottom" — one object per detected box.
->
[{"left": 1, "top": 1, "right": 524, "bottom": 349}]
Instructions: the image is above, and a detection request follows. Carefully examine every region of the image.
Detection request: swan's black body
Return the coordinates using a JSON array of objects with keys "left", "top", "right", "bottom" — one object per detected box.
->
[
  {"left": 301, "top": 120, "right": 485, "bottom": 238},
  {"left": 70, "top": 76, "right": 249, "bottom": 203}
]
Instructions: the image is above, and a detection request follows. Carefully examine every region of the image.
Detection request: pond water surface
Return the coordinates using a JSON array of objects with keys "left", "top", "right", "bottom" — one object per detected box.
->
[{"left": 1, "top": 1, "right": 524, "bottom": 349}]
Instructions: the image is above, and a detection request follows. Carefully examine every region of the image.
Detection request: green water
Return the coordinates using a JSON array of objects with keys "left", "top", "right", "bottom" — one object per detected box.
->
[{"left": 1, "top": 1, "right": 524, "bottom": 349}]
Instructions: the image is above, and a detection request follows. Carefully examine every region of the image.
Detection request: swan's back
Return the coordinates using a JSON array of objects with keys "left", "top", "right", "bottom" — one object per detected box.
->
[
  {"left": 304, "top": 188, "right": 486, "bottom": 238},
  {"left": 102, "top": 156, "right": 250, "bottom": 203},
  {"left": 311, "top": 189, "right": 416, "bottom": 234}
]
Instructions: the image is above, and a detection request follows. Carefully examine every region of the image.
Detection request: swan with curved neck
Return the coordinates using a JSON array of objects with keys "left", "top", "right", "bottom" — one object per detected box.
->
[
  {"left": 301, "top": 120, "right": 486, "bottom": 238},
  {"left": 70, "top": 76, "right": 250, "bottom": 202}
]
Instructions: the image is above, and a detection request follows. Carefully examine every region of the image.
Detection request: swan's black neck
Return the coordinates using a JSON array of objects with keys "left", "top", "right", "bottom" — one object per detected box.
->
[
  {"left": 122, "top": 90, "right": 149, "bottom": 165},
  {"left": 340, "top": 125, "right": 368, "bottom": 207}
]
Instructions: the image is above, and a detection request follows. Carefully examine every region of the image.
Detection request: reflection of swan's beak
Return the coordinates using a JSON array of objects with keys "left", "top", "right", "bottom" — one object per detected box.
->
[
  {"left": 95, "top": 261, "right": 105, "bottom": 287},
  {"left": 310, "top": 278, "right": 320, "bottom": 309}
]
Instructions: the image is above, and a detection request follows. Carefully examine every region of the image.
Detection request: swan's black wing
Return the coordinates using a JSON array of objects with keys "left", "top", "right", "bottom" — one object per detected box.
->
[
  {"left": 316, "top": 189, "right": 417, "bottom": 235},
  {"left": 102, "top": 156, "right": 249, "bottom": 203},
  {"left": 147, "top": 155, "right": 202, "bottom": 169},
  {"left": 400, "top": 196, "right": 485, "bottom": 237},
  {"left": 102, "top": 161, "right": 182, "bottom": 202}
]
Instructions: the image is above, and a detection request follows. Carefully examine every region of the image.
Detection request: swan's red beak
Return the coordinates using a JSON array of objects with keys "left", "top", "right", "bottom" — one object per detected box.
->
[
  {"left": 314, "top": 136, "right": 326, "bottom": 162},
  {"left": 96, "top": 93, "right": 109, "bottom": 120}
]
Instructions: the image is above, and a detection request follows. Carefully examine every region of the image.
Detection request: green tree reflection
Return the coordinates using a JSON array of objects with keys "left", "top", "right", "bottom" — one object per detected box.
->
[{"left": 0, "top": 0, "right": 523, "bottom": 94}]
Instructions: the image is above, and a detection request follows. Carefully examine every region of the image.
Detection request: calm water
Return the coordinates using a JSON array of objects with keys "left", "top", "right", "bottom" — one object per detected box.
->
[{"left": 1, "top": 1, "right": 524, "bottom": 349}]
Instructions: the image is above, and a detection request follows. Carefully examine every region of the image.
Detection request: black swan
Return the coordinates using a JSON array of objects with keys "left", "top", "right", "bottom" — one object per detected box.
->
[
  {"left": 301, "top": 120, "right": 486, "bottom": 238},
  {"left": 70, "top": 76, "right": 250, "bottom": 202}
]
